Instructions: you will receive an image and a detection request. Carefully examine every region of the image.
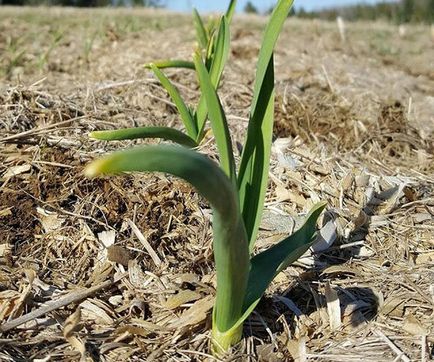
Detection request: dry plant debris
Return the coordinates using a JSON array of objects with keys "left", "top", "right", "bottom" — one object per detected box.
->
[{"left": 0, "top": 7, "right": 433, "bottom": 361}]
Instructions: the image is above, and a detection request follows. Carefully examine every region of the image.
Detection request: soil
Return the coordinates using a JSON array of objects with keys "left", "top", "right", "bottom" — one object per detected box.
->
[{"left": 0, "top": 7, "right": 433, "bottom": 361}]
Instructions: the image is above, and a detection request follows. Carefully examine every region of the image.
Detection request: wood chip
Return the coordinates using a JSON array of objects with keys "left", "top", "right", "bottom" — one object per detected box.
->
[
  {"left": 128, "top": 259, "right": 151, "bottom": 289},
  {"left": 403, "top": 314, "right": 429, "bottom": 336},
  {"left": 286, "top": 336, "right": 307, "bottom": 362},
  {"left": 321, "top": 265, "right": 360, "bottom": 277},
  {"left": 0, "top": 276, "right": 124, "bottom": 332},
  {"left": 98, "top": 230, "right": 116, "bottom": 248},
  {"left": 162, "top": 290, "right": 202, "bottom": 310},
  {"left": 413, "top": 213, "right": 432, "bottom": 223},
  {"left": 115, "top": 325, "right": 153, "bottom": 338},
  {"left": 63, "top": 308, "right": 85, "bottom": 361},
  {"left": 63, "top": 308, "right": 82, "bottom": 338},
  {"left": 0, "top": 207, "right": 13, "bottom": 217},
  {"left": 2, "top": 164, "right": 31, "bottom": 178},
  {"left": 80, "top": 300, "right": 114, "bottom": 325},
  {"left": 381, "top": 296, "right": 406, "bottom": 317},
  {"left": 168, "top": 296, "right": 214, "bottom": 330},
  {"left": 341, "top": 172, "right": 354, "bottom": 191},
  {"left": 312, "top": 220, "right": 337, "bottom": 252},
  {"left": 36, "top": 207, "right": 64, "bottom": 233},
  {"left": 107, "top": 245, "right": 131, "bottom": 266}
]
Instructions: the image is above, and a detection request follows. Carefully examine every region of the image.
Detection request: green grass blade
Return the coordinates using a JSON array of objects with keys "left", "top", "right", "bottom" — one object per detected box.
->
[
  {"left": 193, "top": 51, "right": 236, "bottom": 183},
  {"left": 85, "top": 145, "right": 250, "bottom": 344},
  {"left": 225, "top": 0, "right": 237, "bottom": 24},
  {"left": 241, "top": 202, "right": 326, "bottom": 320},
  {"left": 193, "top": 8, "right": 209, "bottom": 50},
  {"left": 144, "top": 59, "right": 195, "bottom": 70},
  {"left": 238, "top": 55, "right": 275, "bottom": 250},
  {"left": 195, "top": 16, "right": 231, "bottom": 142},
  {"left": 238, "top": 0, "right": 295, "bottom": 249},
  {"left": 150, "top": 64, "right": 198, "bottom": 139},
  {"left": 89, "top": 127, "right": 198, "bottom": 148}
]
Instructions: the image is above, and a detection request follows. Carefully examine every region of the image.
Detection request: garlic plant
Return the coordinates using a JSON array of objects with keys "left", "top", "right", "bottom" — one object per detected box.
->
[{"left": 86, "top": 0, "right": 325, "bottom": 354}]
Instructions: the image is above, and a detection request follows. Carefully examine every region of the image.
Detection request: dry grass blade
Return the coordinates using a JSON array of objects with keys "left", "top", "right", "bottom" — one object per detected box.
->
[
  {"left": 0, "top": 116, "right": 86, "bottom": 143},
  {"left": 126, "top": 218, "right": 162, "bottom": 267}
]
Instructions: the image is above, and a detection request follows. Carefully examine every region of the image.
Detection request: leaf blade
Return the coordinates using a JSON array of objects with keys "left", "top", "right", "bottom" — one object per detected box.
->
[
  {"left": 251, "top": 0, "right": 294, "bottom": 112},
  {"left": 238, "top": 55, "right": 275, "bottom": 249},
  {"left": 238, "top": 0, "right": 295, "bottom": 249},
  {"left": 193, "top": 52, "right": 236, "bottom": 183},
  {"left": 242, "top": 202, "right": 326, "bottom": 318},
  {"left": 193, "top": 8, "right": 209, "bottom": 50},
  {"left": 150, "top": 64, "right": 198, "bottom": 139},
  {"left": 195, "top": 16, "right": 231, "bottom": 141},
  {"left": 225, "top": 0, "right": 237, "bottom": 24}
]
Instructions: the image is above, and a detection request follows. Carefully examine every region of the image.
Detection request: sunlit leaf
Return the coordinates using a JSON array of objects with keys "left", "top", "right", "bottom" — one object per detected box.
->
[{"left": 242, "top": 202, "right": 327, "bottom": 313}]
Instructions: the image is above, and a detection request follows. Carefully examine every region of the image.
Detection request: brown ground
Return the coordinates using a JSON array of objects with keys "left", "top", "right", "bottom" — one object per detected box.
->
[{"left": 0, "top": 6, "right": 433, "bottom": 361}]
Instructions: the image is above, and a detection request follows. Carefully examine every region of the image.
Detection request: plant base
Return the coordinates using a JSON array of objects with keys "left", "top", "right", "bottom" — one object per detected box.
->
[{"left": 211, "top": 323, "right": 243, "bottom": 356}]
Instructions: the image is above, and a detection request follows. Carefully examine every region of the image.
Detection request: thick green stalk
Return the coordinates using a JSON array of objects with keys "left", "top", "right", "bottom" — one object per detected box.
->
[
  {"left": 211, "top": 317, "right": 243, "bottom": 355},
  {"left": 84, "top": 145, "right": 250, "bottom": 350},
  {"left": 237, "top": 56, "right": 275, "bottom": 249}
]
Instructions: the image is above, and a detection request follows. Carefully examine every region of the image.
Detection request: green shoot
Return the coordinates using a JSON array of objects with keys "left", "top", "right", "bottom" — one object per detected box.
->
[
  {"left": 194, "top": 16, "right": 231, "bottom": 142},
  {"left": 143, "top": 0, "right": 237, "bottom": 71},
  {"left": 99, "top": 3, "right": 236, "bottom": 148}
]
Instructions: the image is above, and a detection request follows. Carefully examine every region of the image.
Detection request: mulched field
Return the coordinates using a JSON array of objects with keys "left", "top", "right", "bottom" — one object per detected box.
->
[{"left": 0, "top": 7, "right": 433, "bottom": 361}]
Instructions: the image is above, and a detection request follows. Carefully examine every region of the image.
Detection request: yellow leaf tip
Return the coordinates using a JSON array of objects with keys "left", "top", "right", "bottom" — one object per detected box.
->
[
  {"left": 83, "top": 160, "right": 104, "bottom": 178},
  {"left": 148, "top": 63, "right": 157, "bottom": 71}
]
